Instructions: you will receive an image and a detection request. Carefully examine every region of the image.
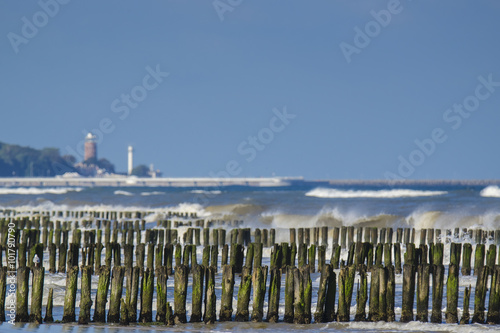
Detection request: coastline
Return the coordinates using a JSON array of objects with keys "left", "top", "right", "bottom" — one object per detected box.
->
[{"left": 0, "top": 176, "right": 499, "bottom": 188}]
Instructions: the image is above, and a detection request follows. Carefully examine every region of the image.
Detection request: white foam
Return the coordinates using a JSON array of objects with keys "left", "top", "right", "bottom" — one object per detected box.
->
[
  {"left": 191, "top": 189, "right": 222, "bottom": 195},
  {"left": 480, "top": 185, "right": 500, "bottom": 198},
  {"left": 114, "top": 190, "right": 134, "bottom": 196},
  {"left": 305, "top": 187, "right": 447, "bottom": 198},
  {"left": 0, "top": 187, "right": 82, "bottom": 195},
  {"left": 140, "top": 191, "right": 165, "bottom": 196}
]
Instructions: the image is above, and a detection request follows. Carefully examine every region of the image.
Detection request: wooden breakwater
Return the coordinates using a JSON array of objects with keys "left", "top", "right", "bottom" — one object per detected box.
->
[{"left": 0, "top": 212, "right": 500, "bottom": 326}]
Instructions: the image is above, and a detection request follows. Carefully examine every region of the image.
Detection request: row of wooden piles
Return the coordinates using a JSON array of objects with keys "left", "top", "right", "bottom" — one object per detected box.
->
[{"left": 1, "top": 226, "right": 500, "bottom": 325}]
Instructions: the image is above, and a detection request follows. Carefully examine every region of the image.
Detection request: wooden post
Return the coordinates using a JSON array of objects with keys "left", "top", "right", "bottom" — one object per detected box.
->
[
  {"left": 308, "top": 244, "right": 316, "bottom": 273},
  {"left": 251, "top": 265, "right": 268, "bottom": 322},
  {"left": 108, "top": 266, "right": 125, "bottom": 323},
  {"left": 487, "top": 266, "right": 500, "bottom": 324},
  {"left": 430, "top": 264, "right": 444, "bottom": 323},
  {"left": 378, "top": 266, "right": 388, "bottom": 322},
  {"left": 155, "top": 266, "right": 167, "bottom": 323},
  {"left": 44, "top": 288, "right": 54, "bottom": 323},
  {"left": 474, "top": 244, "right": 485, "bottom": 276},
  {"left": 331, "top": 244, "right": 341, "bottom": 269},
  {"left": 462, "top": 243, "right": 472, "bottom": 276},
  {"left": 386, "top": 265, "right": 396, "bottom": 322},
  {"left": 29, "top": 266, "right": 44, "bottom": 323},
  {"left": 460, "top": 286, "right": 471, "bottom": 324},
  {"left": 211, "top": 245, "right": 218, "bottom": 270},
  {"left": 267, "top": 267, "right": 281, "bottom": 323},
  {"left": 368, "top": 265, "right": 380, "bottom": 321},
  {"left": 394, "top": 243, "right": 402, "bottom": 274},
  {"left": 400, "top": 264, "right": 416, "bottom": 323},
  {"left": 94, "top": 266, "right": 111, "bottom": 323},
  {"left": 219, "top": 265, "right": 235, "bottom": 321},
  {"left": 446, "top": 263, "right": 459, "bottom": 323},
  {"left": 354, "top": 265, "right": 368, "bottom": 322},
  {"left": 337, "top": 265, "right": 355, "bottom": 322},
  {"left": 284, "top": 266, "right": 294, "bottom": 323},
  {"left": 416, "top": 264, "right": 430, "bottom": 322},
  {"left": 236, "top": 266, "right": 252, "bottom": 322},
  {"left": 139, "top": 268, "right": 154, "bottom": 323},
  {"left": 253, "top": 242, "right": 263, "bottom": 268},
  {"left": 78, "top": 266, "right": 92, "bottom": 325},
  {"left": 204, "top": 266, "right": 217, "bottom": 324},
  {"left": 62, "top": 265, "right": 79, "bottom": 323},
  {"left": 174, "top": 264, "right": 188, "bottom": 324},
  {"left": 190, "top": 264, "right": 204, "bottom": 322},
  {"left": 472, "top": 266, "right": 489, "bottom": 323}
]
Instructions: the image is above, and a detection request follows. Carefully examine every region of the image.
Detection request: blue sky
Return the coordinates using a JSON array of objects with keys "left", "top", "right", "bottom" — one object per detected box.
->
[{"left": 1, "top": 0, "right": 499, "bottom": 180}]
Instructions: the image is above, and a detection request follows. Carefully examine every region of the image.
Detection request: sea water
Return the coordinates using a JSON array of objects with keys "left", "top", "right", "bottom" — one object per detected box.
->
[{"left": 1, "top": 182, "right": 500, "bottom": 332}]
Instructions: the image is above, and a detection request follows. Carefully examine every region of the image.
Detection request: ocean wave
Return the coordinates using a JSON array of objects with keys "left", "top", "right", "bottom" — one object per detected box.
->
[
  {"left": 480, "top": 185, "right": 500, "bottom": 198},
  {"left": 191, "top": 190, "right": 222, "bottom": 195},
  {"left": 305, "top": 187, "right": 447, "bottom": 199},
  {"left": 0, "top": 187, "right": 83, "bottom": 195},
  {"left": 140, "top": 191, "right": 165, "bottom": 196},
  {"left": 114, "top": 190, "right": 134, "bottom": 196}
]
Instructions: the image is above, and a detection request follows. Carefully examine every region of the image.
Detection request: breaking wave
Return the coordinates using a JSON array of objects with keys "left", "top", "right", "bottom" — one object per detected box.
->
[
  {"left": 480, "top": 185, "right": 500, "bottom": 198},
  {"left": 0, "top": 187, "right": 83, "bottom": 195},
  {"left": 114, "top": 190, "right": 134, "bottom": 196},
  {"left": 191, "top": 190, "right": 222, "bottom": 195},
  {"left": 305, "top": 188, "right": 447, "bottom": 199},
  {"left": 140, "top": 191, "right": 165, "bottom": 196}
]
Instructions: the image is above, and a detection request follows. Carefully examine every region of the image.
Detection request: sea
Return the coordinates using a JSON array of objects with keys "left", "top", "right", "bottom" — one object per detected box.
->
[{"left": 1, "top": 181, "right": 500, "bottom": 332}]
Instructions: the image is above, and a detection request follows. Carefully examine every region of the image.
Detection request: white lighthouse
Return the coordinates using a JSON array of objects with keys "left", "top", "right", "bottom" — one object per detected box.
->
[{"left": 128, "top": 146, "right": 133, "bottom": 175}]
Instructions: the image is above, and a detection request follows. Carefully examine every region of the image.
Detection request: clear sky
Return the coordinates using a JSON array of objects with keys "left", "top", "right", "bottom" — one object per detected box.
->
[{"left": 1, "top": 0, "right": 499, "bottom": 180}]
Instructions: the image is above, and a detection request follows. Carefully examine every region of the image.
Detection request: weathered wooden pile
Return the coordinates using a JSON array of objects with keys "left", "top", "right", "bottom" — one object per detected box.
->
[{"left": 0, "top": 213, "right": 499, "bottom": 326}]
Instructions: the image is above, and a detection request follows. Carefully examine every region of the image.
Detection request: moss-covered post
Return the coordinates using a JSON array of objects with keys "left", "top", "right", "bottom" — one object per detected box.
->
[
  {"left": 430, "top": 264, "right": 444, "bottom": 323},
  {"left": 204, "top": 266, "right": 217, "bottom": 324},
  {"left": 44, "top": 288, "right": 54, "bottom": 323},
  {"left": 474, "top": 244, "right": 485, "bottom": 276},
  {"left": 266, "top": 267, "right": 281, "bottom": 323},
  {"left": 337, "top": 265, "right": 355, "bottom": 322},
  {"left": 315, "top": 264, "right": 332, "bottom": 323},
  {"left": 368, "top": 265, "right": 380, "bottom": 321},
  {"left": 174, "top": 264, "right": 188, "bottom": 324},
  {"left": 331, "top": 244, "right": 341, "bottom": 269},
  {"left": 292, "top": 267, "right": 305, "bottom": 324},
  {"left": 400, "top": 264, "right": 416, "bottom": 323},
  {"left": 486, "top": 244, "right": 496, "bottom": 271},
  {"left": 487, "top": 266, "right": 500, "bottom": 324},
  {"left": 108, "top": 266, "right": 125, "bottom": 323},
  {"left": 353, "top": 266, "right": 368, "bottom": 321},
  {"left": 460, "top": 286, "right": 471, "bottom": 324},
  {"left": 29, "top": 266, "right": 44, "bottom": 323},
  {"left": 394, "top": 243, "right": 402, "bottom": 274},
  {"left": 155, "top": 266, "right": 167, "bottom": 323},
  {"left": 302, "top": 265, "right": 312, "bottom": 324},
  {"left": 472, "top": 266, "right": 489, "bottom": 323},
  {"left": 446, "top": 263, "right": 459, "bottom": 323},
  {"left": 78, "top": 266, "right": 92, "bottom": 325},
  {"left": 58, "top": 243, "right": 67, "bottom": 273},
  {"left": 190, "top": 264, "right": 204, "bottom": 322},
  {"left": 251, "top": 265, "right": 268, "bottom": 322},
  {"left": 461, "top": 243, "right": 472, "bottom": 276},
  {"left": 235, "top": 266, "right": 252, "bottom": 322},
  {"left": 416, "top": 264, "right": 430, "bottom": 322},
  {"left": 219, "top": 264, "right": 235, "bottom": 321},
  {"left": 284, "top": 265, "right": 294, "bottom": 323},
  {"left": 253, "top": 242, "right": 263, "bottom": 269},
  {"left": 62, "top": 265, "right": 79, "bottom": 323},
  {"left": 139, "top": 267, "right": 154, "bottom": 323},
  {"left": 386, "top": 265, "right": 396, "bottom": 322},
  {"left": 210, "top": 245, "right": 218, "bottom": 271},
  {"left": 308, "top": 244, "right": 316, "bottom": 273},
  {"left": 94, "top": 266, "right": 111, "bottom": 323}
]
